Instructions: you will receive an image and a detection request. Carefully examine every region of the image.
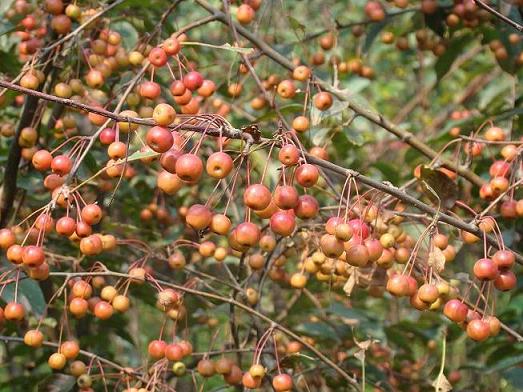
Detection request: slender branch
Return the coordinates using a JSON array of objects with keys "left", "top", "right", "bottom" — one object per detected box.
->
[{"left": 473, "top": 0, "right": 523, "bottom": 32}]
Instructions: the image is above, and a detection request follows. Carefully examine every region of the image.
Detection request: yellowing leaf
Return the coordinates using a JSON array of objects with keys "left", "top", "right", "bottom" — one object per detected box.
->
[
  {"left": 180, "top": 41, "right": 254, "bottom": 55},
  {"left": 419, "top": 166, "right": 458, "bottom": 209},
  {"left": 432, "top": 373, "right": 452, "bottom": 392},
  {"left": 428, "top": 247, "right": 446, "bottom": 272}
]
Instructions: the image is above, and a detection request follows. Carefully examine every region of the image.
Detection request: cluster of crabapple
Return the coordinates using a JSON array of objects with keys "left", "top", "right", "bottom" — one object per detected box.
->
[{"left": 460, "top": 125, "right": 523, "bottom": 218}]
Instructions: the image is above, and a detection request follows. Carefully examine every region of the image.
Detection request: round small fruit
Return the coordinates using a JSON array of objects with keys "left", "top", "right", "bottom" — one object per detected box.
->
[
  {"left": 185, "top": 204, "right": 212, "bottom": 230},
  {"left": 183, "top": 71, "right": 204, "bottom": 91},
  {"left": 165, "top": 343, "right": 184, "bottom": 361},
  {"left": 48, "top": 353, "right": 67, "bottom": 370},
  {"left": 153, "top": 103, "right": 176, "bottom": 126},
  {"left": 172, "top": 361, "right": 186, "bottom": 376},
  {"left": 146, "top": 126, "right": 174, "bottom": 153},
  {"left": 237, "top": 4, "right": 255, "bottom": 25},
  {"left": 273, "top": 373, "right": 293, "bottom": 392},
  {"left": 466, "top": 319, "right": 490, "bottom": 341},
  {"left": 417, "top": 284, "right": 439, "bottom": 303},
  {"left": 295, "top": 164, "right": 319, "bottom": 187},
  {"left": 24, "top": 329, "right": 44, "bottom": 347},
  {"left": 175, "top": 153, "right": 203, "bottom": 183},
  {"left": 60, "top": 340, "right": 80, "bottom": 360},
  {"left": 313, "top": 91, "right": 333, "bottom": 110},
  {"left": 473, "top": 258, "right": 498, "bottom": 281},
  {"left": 94, "top": 301, "right": 113, "bottom": 320},
  {"left": 386, "top": 274, "right": 409, "bottom": 297},
  {"left": 492, "top": 250, "right": 515, "bottom": 269},
  {"left": 4, "top": 302, "right": 25, "bottom": 321},
  {"left": 148, "top": 339, "right": 167, "bottom": 359},
  {"left": 494, "top": 269, "right": 516, "bottom": 291},
  {"left": 197, "top": 359, "right": 215, "bottom": 377},
  {"left": 206, "top": 152, "right": 233, "bottom": 179},
  {"left": 443, "top": 299, "right": 468, "bottom": 322},
  {"left": 244, "top": 184, "right": 272, "bottom": 211}
]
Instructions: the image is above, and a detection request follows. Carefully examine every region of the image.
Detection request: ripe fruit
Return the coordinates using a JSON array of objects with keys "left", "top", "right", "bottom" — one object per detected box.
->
[
  {"left": 0, "top": 229, "right": 16, "bottom": 250},
  {"left": 206, "top": 152, "right": 233, "bottom": 179},
  {"left": 295, "top": 164, "right": 319, "bottom": 187},
  {"left": 185, "top": 204, "right": 212, "bottom": 230},
  {"left": 278, "top": 144, "right": 300, "bottom": 166},
  {"left": 79, "top": 235, "right": 103, "bottom": 256},
  {"left": 165, "top": 343, "right": 184, "bottom": 361},
  {"left": 473, "top": 258, "right": 498, "bottom": 281},
  {"left": 292, "top": 115, "right": 310, "bottom": 132},
  {"left": 277, "top": 80, "right": 296, "bottom": 99},
  {"left": 112, "top": 295, "right": 130, "bottom": 312},
  {"left": 94, "top": 300, "right": 113, "bottom": 320},
  {"left": 273, "top": 374, "right": 293, "bottom": 391},
  {"left": 270, "top": 211, "right": 296, "bottom": 236},
  {"left": 69, "top": 297, "right": 89, "bottom": 317},
  {"left": 466, "top": 319, "right": 490, "bottom": 341},
  {"left": 24, "top": 329, "right": 44, "bottom": 347},
  {"left": 139, "top": 81, "right": 161, "bottom": 100},
  {"left": 210, "top": 214, "right": 231, "bottom": 235},
  {"left": 197, "top": 359, "right": 215, "bottom": 377},
  {"left": 148, "top": 47, "right": 168, "bottom": 67},
  {"left": 4, "top": 302, "right": 25, "bottom": 321},
  {"left": 386, "top": 274, "right": 409, "bottom": 297},
  {"left": 345, "top": 243, "right": 369, "bottom": 267},
  {"left": 153, "top": 103, "right": 176, "bottom": 126},
  {"left": 417, "top": 284, "right": 439, "bottom": 303},
  {"left": 48, "top": 353, "right": 67, "bottom": 370},
  {"left": 294, "top": 195, "right": 319, "bottom": 219},
  {"left": 175, "top": 153, "right": 203, "bottom": 183},
  {"left": 244, "top": 184, "right": 272, "bottom": 211},
  {"left": 81, "top": 204, "right": 103, "bottom": 225},
  {"left": 443, "top": 299, "right": 468, "bottom": 322},
  {"left": 183, "top": 71, "right": 204, "bottom": 91},
  {"left": 22, "top": 245, "right": 45, "bottom": 267},
  {"left": 273, "top": 185, "right": 299, "bottom": 209},
  {"left": 320, "top": 234, "right": 344, "bottom": 258},
  {"left": 32, "top": 149, "right": 53, "bottom": 171},
  {"left": 146, "top": 126, "right": 174, "bottom": 153},
  {"left": 313, "top": 91, "right": 333, "bottom": 110},
  {"left": 215, "top": 357, "right": 233, "bottom": 375},
  {"left": 51, "top": 155, "right": 73, "bottom": 175},
  {"left": 492, "top": 250, "right": 515, "bottom": 269},
  {"left": 293, "top": 65, "right": 311, "bottom": 81},
  {"left": 237, "top": 4, "right": 255, "bottom": 25},
  {"left": 148, "top": 340, "right": 167, "bottom": 359},
  {"left": 235, "top": 222, "right": 261, "bottom": 247},
  {"left": 60, "top": 340, "right": 80, "bottom": 359},
  {"left": 243, "top": 372, "right": 262, "bottom": 388},
  {"left": 494, "top": 269, "right": 516, "bottom": 291}
]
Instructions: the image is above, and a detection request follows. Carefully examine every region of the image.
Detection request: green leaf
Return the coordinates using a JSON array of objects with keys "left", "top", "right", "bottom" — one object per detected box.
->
[
  {"left": 111, "top": 21, "right": 139, "bottom": 50},
  {"left": 288, "top": 16, "right": 306, "bottom": 36},
  {"left": 0, "top": 21, "right": 16, "bottom": 37},
  {"left": 37, "top": 374, "right": 75, "bottom": 392},
  {"left": 181, "top": 42, "right": 254, "bottom": 55},
  {"left": 487, "top": 353, "right": 523, "bottom": 373},
  {"left": 363, "top": 21, "right": 386, "bottom": 53},
  {"left": 254, "top": 103, "right": 303, "bottom": 123},
  {"left": 0, "top": 277, "right": 46, "bottom": 317},
  {"left": 119, "top": 149, "right": 159, "bottom": 163},
  {"left": 434, "top": 33, "right": 474, "bottom": 80},
  {"left": 424, "top": 7, "right": 447, "bottom": 37},
  {"left": 419, "top": 166, "right": 458, "bottom": 209}
]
